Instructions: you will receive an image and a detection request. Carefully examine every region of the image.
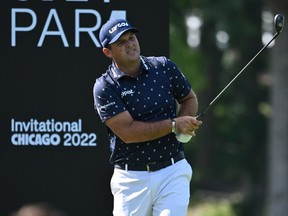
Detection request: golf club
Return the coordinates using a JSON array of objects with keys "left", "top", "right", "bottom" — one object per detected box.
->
[
  {"left": 177, "top": 13, "right": 285, "bottom": 143},
  {"left": 196, "top": 13, "right": 285, "bottom": 120}
]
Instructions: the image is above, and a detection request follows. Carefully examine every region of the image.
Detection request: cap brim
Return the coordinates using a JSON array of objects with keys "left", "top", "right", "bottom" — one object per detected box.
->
[{"left": 108, "top": 28, "right": 139, "bottom": 45}]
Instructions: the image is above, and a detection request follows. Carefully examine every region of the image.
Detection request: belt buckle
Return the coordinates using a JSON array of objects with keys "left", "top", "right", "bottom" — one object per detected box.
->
[{"left": 146, "top": 161, "right": 156, "bottom": 172}]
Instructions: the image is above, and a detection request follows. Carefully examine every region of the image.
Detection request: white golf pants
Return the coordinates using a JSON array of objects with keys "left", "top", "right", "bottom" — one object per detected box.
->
[{"left": 111, "top": 159, "right": 192, "bottom": 216}]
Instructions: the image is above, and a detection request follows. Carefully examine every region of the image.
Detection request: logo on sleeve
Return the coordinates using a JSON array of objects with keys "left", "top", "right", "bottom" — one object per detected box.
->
[{"left": 98, "top": 102, "right": 116, "bottom": 112}]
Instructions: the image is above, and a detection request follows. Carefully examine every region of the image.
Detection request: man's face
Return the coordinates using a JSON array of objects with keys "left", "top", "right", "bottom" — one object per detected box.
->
[{"left": 107, "top": 31, "right": 140, "bottom": 65}]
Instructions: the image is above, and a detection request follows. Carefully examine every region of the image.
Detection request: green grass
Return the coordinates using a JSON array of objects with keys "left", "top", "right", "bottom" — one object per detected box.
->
[{"left": 187, "top": 200, "right": 237, "bottom": 216}]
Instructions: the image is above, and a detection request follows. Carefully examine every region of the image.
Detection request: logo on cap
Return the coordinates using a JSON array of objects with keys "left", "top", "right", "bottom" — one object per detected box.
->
[{"left": 109, "top": 22, "right": 129, "bottom": 34}]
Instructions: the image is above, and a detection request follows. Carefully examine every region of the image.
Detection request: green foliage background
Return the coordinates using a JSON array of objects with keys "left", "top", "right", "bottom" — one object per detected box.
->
[{"left": 170, "top": 1, "right": 270, "bottom": 215}]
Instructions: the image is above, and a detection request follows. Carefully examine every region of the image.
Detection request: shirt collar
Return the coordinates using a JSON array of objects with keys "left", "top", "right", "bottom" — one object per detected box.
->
[{"left": 109, "top": 56, "right": 150, "bottom": 80}]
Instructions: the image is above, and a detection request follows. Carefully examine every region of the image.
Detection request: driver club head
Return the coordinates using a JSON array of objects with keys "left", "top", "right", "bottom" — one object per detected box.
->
[{"left": 274, "top": 14, "right": 285, "bottom": 33}]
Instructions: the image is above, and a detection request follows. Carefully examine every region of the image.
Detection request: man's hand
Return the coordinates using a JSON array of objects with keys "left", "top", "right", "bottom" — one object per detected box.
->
[{"left": 174, "top": 116, "right": 202, "bottom": 136}]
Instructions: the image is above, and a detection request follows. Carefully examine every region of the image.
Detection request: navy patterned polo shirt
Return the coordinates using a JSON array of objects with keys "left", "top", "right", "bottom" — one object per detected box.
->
[{"left": 93, "top": 56, "right": 192, "bottom": 165}]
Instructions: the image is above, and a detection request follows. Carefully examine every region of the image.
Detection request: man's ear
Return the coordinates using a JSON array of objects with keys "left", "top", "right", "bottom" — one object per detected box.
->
[{"left": 102, "top": 47, "right": 112, "bottom": 58}]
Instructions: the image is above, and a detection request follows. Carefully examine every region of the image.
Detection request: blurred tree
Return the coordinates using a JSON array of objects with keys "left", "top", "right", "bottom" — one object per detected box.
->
[
  {"left": 265, "top": 1, "right": 288, "bottom": 216},
  {"left": 170, "top": 0, "right": 272, "bottom": 215}
]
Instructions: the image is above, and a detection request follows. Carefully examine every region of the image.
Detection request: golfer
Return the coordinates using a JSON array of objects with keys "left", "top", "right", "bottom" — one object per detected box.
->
[{"left": 93, "top": 18, "right": 202, "bottom": 216}]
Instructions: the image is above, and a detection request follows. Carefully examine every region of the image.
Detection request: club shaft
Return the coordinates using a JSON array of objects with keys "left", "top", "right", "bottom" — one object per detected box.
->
[{"left": 196, "top": 32, "right": 279, "bottom": 120}]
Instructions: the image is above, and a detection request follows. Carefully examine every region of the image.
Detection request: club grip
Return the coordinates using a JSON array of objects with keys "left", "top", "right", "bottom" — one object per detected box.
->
[{"left": 196, "top": 113, "right": 204, "bottom": 120}]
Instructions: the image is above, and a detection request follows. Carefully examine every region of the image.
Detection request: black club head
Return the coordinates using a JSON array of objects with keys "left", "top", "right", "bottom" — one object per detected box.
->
[{"left": 274, "top": 14, "right": 285, "bottom": 33}]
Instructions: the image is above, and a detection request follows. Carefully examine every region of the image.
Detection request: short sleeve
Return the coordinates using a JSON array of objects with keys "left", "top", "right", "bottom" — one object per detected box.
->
[
  {"left": 165, "top": 58, "right": 191, "bottom": 100},
  {"left": 93, "top": 77, "right": 126, "bottom": 122}
]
